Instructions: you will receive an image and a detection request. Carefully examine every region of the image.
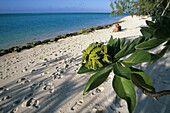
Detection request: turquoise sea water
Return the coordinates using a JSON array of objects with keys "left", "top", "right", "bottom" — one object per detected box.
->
[{"left": 0, "top": 13, "right": 128, "bottom": 49}]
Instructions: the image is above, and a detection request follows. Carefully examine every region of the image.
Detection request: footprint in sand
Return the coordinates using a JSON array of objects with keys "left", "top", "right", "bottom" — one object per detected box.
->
[
  {"left": 1, "top": 95, "right": 12, "bottom": 101},
  {"left": 30, "top": 81, "right": 44, "bottom": 91},
  {"left": 64, "top": 64, "right": 69, "bottom": 68},
  {"left": 57, "top": 68, "right": 65, "bottom": 74},
  {"left": 71, "top": 100, "right": 84, "bottom": 111},
  {"left": 22, "top": 98, "right": 40, "bottom": 108},
  {"left": 10, "top": 107, "right": 18, "bottom": 113},
  {"left": 24, "top": 93, "right": 33, "bottom": 100},
  {"left": 16, "top": 77, "right": 30, "bottom": 84},
  {"left": 22, "top": 68, "right": 28, "bottom": 72},
  {"left": 111, "top": 96, "right": 124, "bottom": 108},
  {"left": 43, "top": 83, "right": 54, "bottom": 93},
  {"left": 30, "top": 69, "right": 38, "bottom": 73},
  {"left": 50, "top": 72, "right": 58, "bottom": 80},
  {"left": 41, "top": 71, "right": 49, "bottom": 76},
  {"left": 0, "top": 71, "right": 3, "bottom": 79},
  {"left": 51, "top": 72, "right": 64, "bottom": 80},
  {"left": 91, "top": 104, "right": 106, "bottom": 113},
  {"left": 92, "top": 87, "right": 104, "bottom": 95},
  {"left": 0, "top": 87, "right": 4, "bottom": 93}
]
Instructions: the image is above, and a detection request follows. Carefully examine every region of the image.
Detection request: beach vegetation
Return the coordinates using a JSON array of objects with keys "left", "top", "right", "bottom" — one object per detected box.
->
[
  {"left": 78, "top": 7, "right": 170, "bottom": 113},
  {"left": 110, "top": 0, "right": 170, "bottom": 18},
  {"left": 0, "top": 20, "right": 125, "bottom": 57},
  {"left": 32, "top": 41, "right": 41, "bottom": 45}
]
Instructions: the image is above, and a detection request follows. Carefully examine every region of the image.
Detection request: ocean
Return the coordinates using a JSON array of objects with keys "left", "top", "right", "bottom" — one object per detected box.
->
[{"left": 0, "top": 13, "right": 128, "bottom": 49}]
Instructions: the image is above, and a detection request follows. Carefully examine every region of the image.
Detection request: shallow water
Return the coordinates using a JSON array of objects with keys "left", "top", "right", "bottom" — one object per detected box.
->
[{"left": 0, "top": 13, "right": 128, "bottom": 49}]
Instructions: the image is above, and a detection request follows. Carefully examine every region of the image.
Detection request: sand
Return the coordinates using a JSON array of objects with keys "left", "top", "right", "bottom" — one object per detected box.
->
[{"left": 0, "top": 15, "right": 170, "bottom": 113}]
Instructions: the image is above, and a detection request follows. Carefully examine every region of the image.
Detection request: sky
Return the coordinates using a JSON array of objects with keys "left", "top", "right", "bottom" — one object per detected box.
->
[{"left": 0, "top": 0, "right": 112, "bottom": 13}]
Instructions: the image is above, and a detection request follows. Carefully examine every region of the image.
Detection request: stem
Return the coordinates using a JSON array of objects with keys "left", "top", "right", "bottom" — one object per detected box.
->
[
  {"left": 157, "top": 0, "right": 164, "bottom": 7},
  {"left": 161, "top": 1, "right": 170, "bottom": 16},
  {"left": 133, "top": 80, "right": 170, "bottom": 97}
]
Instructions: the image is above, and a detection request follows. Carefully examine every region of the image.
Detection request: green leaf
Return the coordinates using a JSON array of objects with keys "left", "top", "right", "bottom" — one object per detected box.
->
[
  {"left": 140, "top": 27, "right": 154, "bottom": 39},
  {"left": 133, "top": 36, "right": 142, "bottom": 44},
  {"left": 154, "top": 27, "right": 170, "bottom": 40},
  {"left": 83, "top": 65, "right": 112, "bottom": 95},
  {"left": 131, "top": 67, "right": 155, "bottom": 93},
  {"left": 108, "top": 36, "right": 114, "bottom": 47},
  {"left": 138, "top": 36, "right": 145, "bottom": 43},
  {"left": 149, "top": 46, "right": 169, "bottom": 65},
  {"left": 113, "top": 62, "right": 131, "bottom": 80},
  {"left": 122, "top": 50, "right": 158, "bottom": 67},
  {"left": 77, "top": 64, "right": 106, "bottom": 74},
  {"left": 123, "top": 38, "right": 140, "bottom": 56},
  {"left": 114, "top": 44, "right": 128, "bottom": 60},
  {"left": 113, "top": 39, "right": 118, "bottom": 55},
  {"left": 120, "top": 38, "right": 126, "bottom": 49},
  {"left": 146, "top": 20, "right": 159, "bottom": 29},
  {"left": 108, "top": 36, "right": 117, "bottom": 48},
  {"left": 121, "top": 40, "right": 131, "bottom": 56},
  {"left": 135, "top": 38, "right": 165, "bottom": 50},
  {"left": 146, "top": 20, "right": 154, "bottom": 27},
  {"left": 122, "top": 36, "right": 145, "bottom": 57},
  {"left": 107, "top": 36, "right": 118, "bottom": 57},
  {"left": 113, "top": 75, "right": 136, "bottom": 113},
  {"left": 116, "top": 38, "right": 121, "bottom": 53}
]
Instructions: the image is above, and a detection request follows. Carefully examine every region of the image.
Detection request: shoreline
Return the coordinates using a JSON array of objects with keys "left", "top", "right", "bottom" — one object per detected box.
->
[
  {"left": 1, "top": 15, "right": 169, "bottom": 113},
  {"left": 0, "top": 19, "right": 124, "bottom": 57}
]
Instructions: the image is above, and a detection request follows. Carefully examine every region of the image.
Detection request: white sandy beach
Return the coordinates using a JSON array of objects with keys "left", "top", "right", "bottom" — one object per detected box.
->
[{"left": 0, "top": 16, "right": 170, "bottom": 113}]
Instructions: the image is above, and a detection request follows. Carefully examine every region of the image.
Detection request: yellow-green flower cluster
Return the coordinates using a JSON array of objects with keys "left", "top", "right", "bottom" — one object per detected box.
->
[{"left": 81, "top": 42, "right": 112, "bottom": 70}]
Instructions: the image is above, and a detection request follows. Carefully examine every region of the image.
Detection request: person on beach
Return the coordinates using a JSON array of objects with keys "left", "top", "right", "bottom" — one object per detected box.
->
[{"left": 112, "top": 24, "right": 121, "bottom": 32}]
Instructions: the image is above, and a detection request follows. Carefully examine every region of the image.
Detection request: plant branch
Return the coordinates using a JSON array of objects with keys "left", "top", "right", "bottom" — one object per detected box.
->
[
  {"left": 157, "top": 0, "right": 164, "bottom": 7},
  {"left": 133, "top": 80, "right": 170, "bottom": 97},
  {"left": 161, "top": 1, "right": 170, "bottom": 16}
]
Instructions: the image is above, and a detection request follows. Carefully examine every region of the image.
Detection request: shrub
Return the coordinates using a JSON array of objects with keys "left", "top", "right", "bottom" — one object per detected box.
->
[{"left": 78, "top": 17, "right": 170, "bottom": 113}]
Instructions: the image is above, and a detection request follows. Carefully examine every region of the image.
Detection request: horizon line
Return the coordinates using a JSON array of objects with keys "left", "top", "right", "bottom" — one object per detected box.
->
[{"left": 0, "top": 11, "right": 113, "bottom": 14}]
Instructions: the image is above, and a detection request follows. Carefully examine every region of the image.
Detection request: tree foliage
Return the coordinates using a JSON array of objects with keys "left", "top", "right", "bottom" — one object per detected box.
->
[
  {"left": 78, "top": 17, "right": 170, "bottom": 112},
  {"left": 78, "top": 1, "right": 170, "bottom": 110},
  {"left": 77, "top": 0, "right": 170, "bottom": 112},
  {"left": 110, "top": 0, "right": 170, "bottom": 17}
]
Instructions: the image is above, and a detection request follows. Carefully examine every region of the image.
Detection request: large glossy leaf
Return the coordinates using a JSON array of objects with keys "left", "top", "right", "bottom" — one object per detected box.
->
[
  {"left": 135, "top": 38, "right": 165, "bottom": 50},
  {"left": 78, "top": 64, "right": 106, "bottom": 74},
  {"left": 107, "top": 36, "right": 117, "bottom": 57},
  {"left": 113, "top": 62, "right": 131, "bottom": 79},
  {"left": 113, "top": 75, "right": 136, "bottom": 113},
  {"left": 83, "top": 65, "right": 112, "bottom": 95},
  {"left": 140, "top": 27, "right": 154, "bottom": 40},
  {"left": 149, "top": 46, "right": 169, "bottom": 65},
  {"left": 146, "top": 20, "right": 159, "bottom": 29},
  {"left": 130, "top": 67, "right": 155, "bottom": 93},
  {"left": 154, "top": 27, "right": 170, "bottom": 40},
  {"left": 122, "top": 50, "right": 158, "bottom": 67}
]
